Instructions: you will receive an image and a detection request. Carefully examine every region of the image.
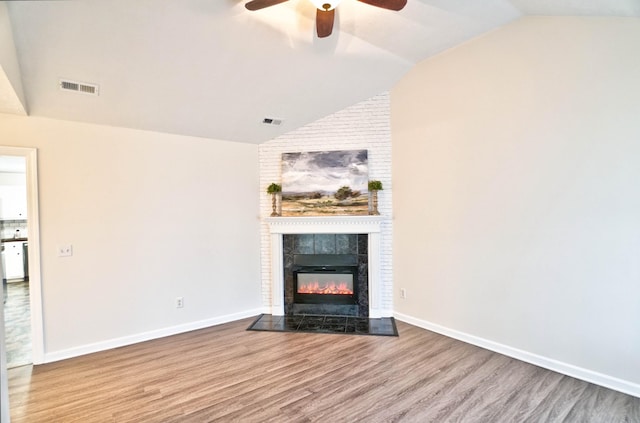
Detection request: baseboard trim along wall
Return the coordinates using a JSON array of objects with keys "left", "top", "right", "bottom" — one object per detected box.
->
[
  {"left": 394, "top": 312, "right": 640, "bottom": 399},
  {"left": 44, "top": 308, "right": 265, "bottom": 364}
]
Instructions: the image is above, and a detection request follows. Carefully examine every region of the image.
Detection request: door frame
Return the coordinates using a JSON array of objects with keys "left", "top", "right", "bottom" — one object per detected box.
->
[{"left": 0, "top": 146, "right": 44, "bottom": 364}]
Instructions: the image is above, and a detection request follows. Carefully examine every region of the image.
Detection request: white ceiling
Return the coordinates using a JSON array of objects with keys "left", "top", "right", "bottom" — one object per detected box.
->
[{"left": 2, "top": 0, "right": 639, "bottom": 144}]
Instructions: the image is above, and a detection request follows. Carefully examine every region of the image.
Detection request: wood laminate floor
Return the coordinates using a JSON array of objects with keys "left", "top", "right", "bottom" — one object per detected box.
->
[
  {"left": 3, "top": 280, "right": 31, "bottom": 368},
  {"left": 8, "top": 317, "right": 640, "bottom": 422}
]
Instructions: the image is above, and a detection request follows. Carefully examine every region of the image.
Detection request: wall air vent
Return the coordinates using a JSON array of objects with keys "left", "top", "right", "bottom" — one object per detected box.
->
[
  {"left": 59, "top": 79, "right": 100, "bottom": 96},
  {"left": 262, "top": 117, "right": 283, "bottom": 126}
]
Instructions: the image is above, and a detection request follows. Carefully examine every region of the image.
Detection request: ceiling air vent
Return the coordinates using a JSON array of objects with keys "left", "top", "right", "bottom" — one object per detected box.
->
[
  {"left": 59, "top": 79, "right": 99, "bottom": 96},
  {"left": 262, "top": 117, "right": 283, "bottom": 126}
]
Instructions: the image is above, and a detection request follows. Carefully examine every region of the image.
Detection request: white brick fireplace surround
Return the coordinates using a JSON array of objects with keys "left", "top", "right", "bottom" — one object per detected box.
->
[
  {"left": 259, "top": 92, "right": 393, "bottom": 317},
  {"left": 266, "top": 215, "right": 387, "bottom": 317}
]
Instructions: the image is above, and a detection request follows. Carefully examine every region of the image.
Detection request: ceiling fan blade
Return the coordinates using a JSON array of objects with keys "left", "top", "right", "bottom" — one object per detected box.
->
[
  {"left": 356, "top": 0, "right": 407, "bottom": 11},
  {"left": 316, "top": 9, "right": 335, "bottom": 38},
  {"left": 245, "top": 0, "right": 289, "bottom": 11}
]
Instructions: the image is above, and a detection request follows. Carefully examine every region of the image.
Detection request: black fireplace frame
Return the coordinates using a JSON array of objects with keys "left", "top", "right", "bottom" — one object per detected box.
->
[
  {"left": 293, "top": 264, "right": 359, "bottom": 305},
  {"left": 292, "top": 253, "right": 359, "bottom": 307},
  {"left": 283, "top": 234, "right": 369, "bottom": 317}
]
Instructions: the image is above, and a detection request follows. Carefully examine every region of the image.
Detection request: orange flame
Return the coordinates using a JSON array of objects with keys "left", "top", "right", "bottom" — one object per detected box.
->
[{"left": 298, "top": 281, "right": 353, "bottom": 295}]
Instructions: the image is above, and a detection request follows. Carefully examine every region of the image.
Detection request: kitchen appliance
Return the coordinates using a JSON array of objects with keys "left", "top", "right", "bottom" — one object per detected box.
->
[{"left": 22, "top": 242, "right": 28, "bottom": 281}]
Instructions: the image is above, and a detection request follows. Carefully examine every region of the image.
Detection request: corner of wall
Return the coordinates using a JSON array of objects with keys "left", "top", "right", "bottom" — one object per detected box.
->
[{"left": 258, "top": 92, "right": 394, "bottom": 313}]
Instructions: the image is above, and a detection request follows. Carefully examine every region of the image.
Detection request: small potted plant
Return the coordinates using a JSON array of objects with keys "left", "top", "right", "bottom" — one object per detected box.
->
[
  {"left": 368, "top": 180, "right": 383, "bottom": 215},
  {"left": 267, "top": 183, "right": 282, "bottom": 217}
]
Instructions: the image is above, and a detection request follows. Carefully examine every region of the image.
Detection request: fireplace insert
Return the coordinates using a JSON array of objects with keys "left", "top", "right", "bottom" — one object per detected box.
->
[{"left": 292, "top": 254, "right": 358, "bottom": 306}]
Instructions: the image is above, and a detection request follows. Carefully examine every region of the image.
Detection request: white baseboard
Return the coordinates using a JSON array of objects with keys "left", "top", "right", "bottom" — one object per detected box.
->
[
  {"left": 44, "top": 308, "right": 264, "bottom": 364},
  {"left": 394, "top": 312, "right": 640, "bottom": 399}
]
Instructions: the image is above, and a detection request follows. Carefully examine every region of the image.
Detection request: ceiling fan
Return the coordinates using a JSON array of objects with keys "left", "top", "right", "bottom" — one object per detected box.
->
[{"left": 245, "top": 0, "right": 407, "bottom": 38}]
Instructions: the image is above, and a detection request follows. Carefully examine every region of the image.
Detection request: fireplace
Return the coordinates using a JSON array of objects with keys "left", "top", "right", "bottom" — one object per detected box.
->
[
  {"left": 283, "top": 233, "right": 368, "bottom": 317},
  {"left": 265, "top": 215, "right": 387, "bottom": 318},
  {"left": 293, "top": 254, "right": 358, "bottom": 306}
]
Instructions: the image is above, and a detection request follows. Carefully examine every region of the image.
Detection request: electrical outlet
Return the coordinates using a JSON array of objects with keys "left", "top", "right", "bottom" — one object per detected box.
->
[
  {"left": 400, "top": 288, "right": 407, "bottom": 299},
  {"left": 175, "top": 297, "right": 184, "bottom": 308},
  {"left": 57, "top": 244, "right": 73, "bottom": 257}
]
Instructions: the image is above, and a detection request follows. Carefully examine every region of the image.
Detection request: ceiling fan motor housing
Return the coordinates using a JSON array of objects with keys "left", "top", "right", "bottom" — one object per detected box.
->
[
  {"left": 308, "top": 0, "right": 341, "bottom": 11},
  {"left": 245, "top": 0, "right": 407, "bottom": 37}
]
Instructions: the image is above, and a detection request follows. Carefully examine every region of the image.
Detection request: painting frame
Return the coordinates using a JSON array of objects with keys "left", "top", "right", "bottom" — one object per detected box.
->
[{"left": 281, "top": 149, "right": 369, "bottom": 216}]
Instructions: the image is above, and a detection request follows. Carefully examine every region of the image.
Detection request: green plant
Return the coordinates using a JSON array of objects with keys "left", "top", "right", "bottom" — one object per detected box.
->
[
  {"left": 335, "top": 186, "right": 354, "bottom": 200},
  {"left": 333, "top": 186, "right": 363, "bottom": 200},
  {"left": 368, "top": 180, "right": 383, "bottom": 191},
  {"left": 266, "top": 183, "right": 282, "bottom": 194}
]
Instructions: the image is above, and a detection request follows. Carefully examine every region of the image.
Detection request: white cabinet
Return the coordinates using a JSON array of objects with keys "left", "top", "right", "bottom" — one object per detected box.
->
[
  {"left": 3, "top": 241, "right": 24, "bottom": 280},
  {"left": 0, "top": 185, "right": 27, "bottom": 220}
]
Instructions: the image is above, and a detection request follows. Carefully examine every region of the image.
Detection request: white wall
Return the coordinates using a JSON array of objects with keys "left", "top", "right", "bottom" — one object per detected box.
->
[
  {"left": 392, "top": 17, "right": 640, "bottom": 396},
  {"left": 0, "top": 2, "right": 27, "bottom": 114},
  {"left": 0, "top": 114, "right": 262, "bottom": 360},
  {"left": 259, "top": 93, "right": 393, "bottom": 314}
]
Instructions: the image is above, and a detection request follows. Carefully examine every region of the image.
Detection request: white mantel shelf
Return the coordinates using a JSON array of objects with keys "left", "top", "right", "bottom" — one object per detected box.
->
[
  {"left": 264, "top": 214, "right": 388, "bottom": 318},
  {"left": 265, "top": 215, "right": 385, "bottom": 234}
]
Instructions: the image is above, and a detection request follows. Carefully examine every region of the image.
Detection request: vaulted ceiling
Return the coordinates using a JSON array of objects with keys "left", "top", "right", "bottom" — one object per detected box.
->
[{"left": 1, "top": 0, "right": 639, "bottom": 143}]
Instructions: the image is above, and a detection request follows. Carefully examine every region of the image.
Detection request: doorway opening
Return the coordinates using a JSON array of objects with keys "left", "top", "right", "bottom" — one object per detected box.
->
[{"left": 0, "top": 147, "right": 43, "bottom": 369}]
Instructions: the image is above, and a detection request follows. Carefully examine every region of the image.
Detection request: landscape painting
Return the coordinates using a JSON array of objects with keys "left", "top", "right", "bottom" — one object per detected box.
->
[{"left": 281, "top": 150, "right": 369, "bottom": 216}]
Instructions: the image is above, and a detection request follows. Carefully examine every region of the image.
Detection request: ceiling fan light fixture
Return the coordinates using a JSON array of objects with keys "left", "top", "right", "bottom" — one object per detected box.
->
[{"left": 308, "top": 0, "right": 341, "bottom": 11}]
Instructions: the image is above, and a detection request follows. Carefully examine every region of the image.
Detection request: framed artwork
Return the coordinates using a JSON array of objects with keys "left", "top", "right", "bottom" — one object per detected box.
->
[{"left": 281, "top": 149, "right": 369, "bottom": 216}]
